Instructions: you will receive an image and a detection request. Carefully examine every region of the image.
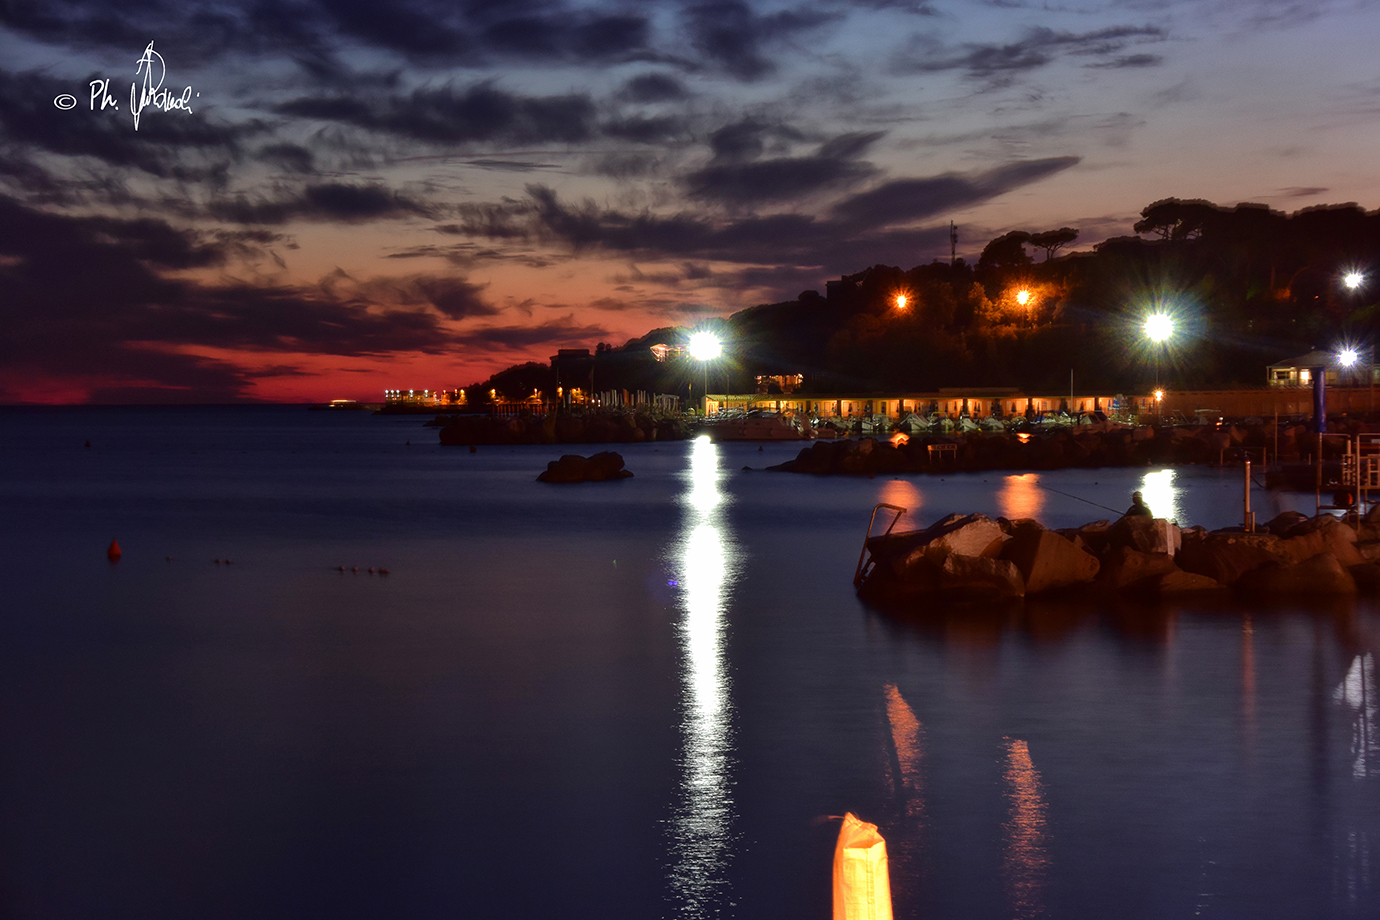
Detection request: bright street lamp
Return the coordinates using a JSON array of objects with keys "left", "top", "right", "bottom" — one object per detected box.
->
[
  {"left": 688, "top": 331, "right": 722, "bottom": 414},
  {"left": 1144, "top": 313, "right": 1174, "bottom": 343},
  {"left": 1344, "top": 271, "right": 1365, "bottom": 291}
]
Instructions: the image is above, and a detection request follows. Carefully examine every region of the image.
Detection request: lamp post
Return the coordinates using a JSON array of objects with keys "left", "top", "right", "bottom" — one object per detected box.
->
[
  {"left": 688, "top": 331, "right": 722, "bottom": 416},
  {"left": 1144, "top": 312, "right": 1174, "bottom": 422}
]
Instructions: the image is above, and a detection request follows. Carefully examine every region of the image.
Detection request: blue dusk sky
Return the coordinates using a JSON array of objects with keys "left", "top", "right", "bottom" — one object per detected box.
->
[{"left": 1, "top": 0, "right": 1378, "bottom": 401}]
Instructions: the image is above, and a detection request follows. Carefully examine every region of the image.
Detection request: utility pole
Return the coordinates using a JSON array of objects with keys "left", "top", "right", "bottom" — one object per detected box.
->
[{"left": 949, "top": 221, "right": 958, "bottom": 266}]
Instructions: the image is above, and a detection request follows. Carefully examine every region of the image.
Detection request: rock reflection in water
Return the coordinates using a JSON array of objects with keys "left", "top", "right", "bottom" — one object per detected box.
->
[{"left": 667, "top": 436, "right": 737, "bottom": 917}]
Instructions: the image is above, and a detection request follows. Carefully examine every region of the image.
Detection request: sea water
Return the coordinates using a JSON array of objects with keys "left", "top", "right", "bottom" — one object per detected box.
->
[{"left": 0, "top": 406, "right": 1376, "bottom": 919}]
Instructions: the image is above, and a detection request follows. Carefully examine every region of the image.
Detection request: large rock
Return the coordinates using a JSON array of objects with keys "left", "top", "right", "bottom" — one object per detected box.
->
[
  {"left": 537, "top": 451, "right": 634, "bottom": 483},
  {"left": 1243, "top": 553, "right": 1357, "bottom": 595},
  {"left": 1156, "top": 569, "right": 1224, "bottom": 594},
  {"left": 901, "top": 512, "right": 1007, "bottom": 568},
  {"left": 1107, "top": 515, "right": 1182, "bottom": 555},
  {"left": 1177, "top": 534, "right": 1281, "bottom": 586},
  {"left": 1098, "top": 546, "right": 1178, "bottom": 589},
  {"left": 1001, "top": 529, "right": 1100, "bottom": 595},
  {"left": 938, "top": 554, "right": 1025, "bottom": 598},
  {"left": 1276, "top": 516, "right": 1363, "bottom": 567}
]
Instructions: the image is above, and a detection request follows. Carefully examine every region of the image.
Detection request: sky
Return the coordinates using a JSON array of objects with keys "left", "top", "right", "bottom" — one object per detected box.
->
[{"left": 2, "top": 0, "right": 1379, "bottom": 403}]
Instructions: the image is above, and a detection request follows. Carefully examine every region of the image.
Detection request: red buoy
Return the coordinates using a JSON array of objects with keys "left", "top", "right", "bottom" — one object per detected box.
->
[{"left": 107, "top": 538, "right": 122, "bottom": 561}]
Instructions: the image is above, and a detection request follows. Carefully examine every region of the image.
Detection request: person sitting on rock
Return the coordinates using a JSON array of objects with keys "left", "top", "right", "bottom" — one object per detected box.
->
[{"left": 1124, "top": 490, "right": 1152, "bottom": 518}]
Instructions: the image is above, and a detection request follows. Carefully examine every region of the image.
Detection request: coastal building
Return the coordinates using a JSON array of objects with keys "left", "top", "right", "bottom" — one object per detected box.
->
[
  {"left": 1268, "top": 350, "right": 1380, "bottom": 387},
  {"left": 383, "top": 388, "right": 466, "bottom": 408},
  {"left": 705, "top": 387, "right": 1141, "bottom": 419}
]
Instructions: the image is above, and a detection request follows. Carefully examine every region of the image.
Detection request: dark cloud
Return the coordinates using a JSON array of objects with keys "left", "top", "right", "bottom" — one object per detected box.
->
[
  {"left": 0, "top": 195, "right": 463, "bottom": 400},
  {"left": 208, "top": 183, "right": 434, "bottom": 224},
  {"left": 684, "top": 155, "right": 876, "bottom": 205},
  {"left": 684, "top": 1, "right": 839, "bottom": 80},
  {"left": 603, "top": 115, "right": 692, "bottom": 145},
  {"left": 257, "top": 143, "right": 317, "bottom": 174},
  {"left": 0, "top": 69, "right": 253, "bottom": 181},
  {"left": 481, "top": 13, "right": 648, "bottom": 60},
  {"left": 277, "top": 83, "right": 597, "bottom": 145},
  {"left": 621, "top": 73, "right": 689, "bottom": 103},
  {"left": 830, "top": 157, "right": 1080, "bottom": 228},
  {"left": 1086, "top": 54, "right": 1163, "bottom": 69},
  {"left": 708, "top": 118, "right": 804, "bottom": 162},
  {"left": 451, "top": 314, "right": 609, "bottom": 351},
  {"left": 895, "top": 24, "right": 1166, "bottom": 78}
]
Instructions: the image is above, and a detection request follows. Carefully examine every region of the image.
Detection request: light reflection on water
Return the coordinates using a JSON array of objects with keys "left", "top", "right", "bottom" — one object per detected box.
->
[
  {"left": 997, "top": 473, "right": 1045, "bottom": 521},
  {"left": 1001, "top": 738, "right": 1051, "bottom": 920},
  {"left": 667, "top": 436, "right": 737, "bottom": 917},
  {"left": 1140, "top": 468, "right": 1184, "bottom": 523}
]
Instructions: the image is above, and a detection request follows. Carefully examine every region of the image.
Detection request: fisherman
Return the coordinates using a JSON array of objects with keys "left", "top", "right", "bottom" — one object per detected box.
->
[{"left": 1124, "top": 490, "right": 1152, "bottom": 518}]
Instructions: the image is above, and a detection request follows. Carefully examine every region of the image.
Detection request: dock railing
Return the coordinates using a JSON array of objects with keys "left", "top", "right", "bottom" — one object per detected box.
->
[{"left": 854, "top": 503, "right": 908, "bottom": 588}]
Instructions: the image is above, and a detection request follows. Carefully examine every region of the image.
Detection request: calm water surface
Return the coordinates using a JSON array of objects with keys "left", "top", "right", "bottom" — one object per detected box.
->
[{"left": 1, "top": 407, "right": 1376, "bottom": 919}]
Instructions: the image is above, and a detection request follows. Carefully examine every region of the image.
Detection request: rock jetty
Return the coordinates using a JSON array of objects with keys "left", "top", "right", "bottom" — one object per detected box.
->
[
  {"left": 537, "top": 451, "right": 634, "bottom": 483},
  {"left": 771, "top": 421, "right": 1332, "bottom": 476},
  {"left": 857, "top": 509, "right": 1380, "bottom": 606},
  {"left": 437, "top": 410, "right": 691, "bottom": 446}
]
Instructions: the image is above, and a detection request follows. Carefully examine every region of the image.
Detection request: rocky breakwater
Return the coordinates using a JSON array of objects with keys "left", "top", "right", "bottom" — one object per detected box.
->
[
  {"left": 537, "top": 451, "right": 634, "bottom": 483},
  {"left": 772, "top": 420, "right": 1321, "bottom": 476},
  {"left": 858, "top": 508, "right": 1380, "bottom": 607},
  {"left": 437, "top": 410, "right": 691, "bottom": 446}
]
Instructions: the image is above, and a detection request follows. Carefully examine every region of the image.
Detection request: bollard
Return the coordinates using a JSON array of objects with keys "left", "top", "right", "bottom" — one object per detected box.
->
[{"left": 1244, "top": 458, "right": 1254, "bottom": 532}]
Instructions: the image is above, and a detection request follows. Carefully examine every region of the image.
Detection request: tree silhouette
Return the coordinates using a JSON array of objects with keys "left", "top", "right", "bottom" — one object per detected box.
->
[
  {"left": 978, "top": 230, "right": 1032, "bottom": 270},
  {"left": 1028, "top": 227, "right": 1078, "bottom": 261}
]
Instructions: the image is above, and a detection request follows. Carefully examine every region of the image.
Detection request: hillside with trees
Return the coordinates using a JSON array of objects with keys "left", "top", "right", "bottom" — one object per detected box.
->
[{"left": 463, "top": 199, "right": 1380, "bottom": 404}]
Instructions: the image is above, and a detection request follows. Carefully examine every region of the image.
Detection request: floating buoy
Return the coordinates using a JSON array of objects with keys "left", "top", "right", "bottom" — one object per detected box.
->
[
  {"left": 351, "top": 566, "right": 358, "bottom": 573},
  {"left": 336, "top": 565, "right": 345, "bottom": 572},
  {"left": 224, "top": 559, "right": 233, "bottom": 565},
  {"left": 85, "top": 440, "right": 91, "bottom": 448},
  {"left": 107, "top": 538, "right": 121, "bottom": 561},
  {"left": 166, "top": 556, "right": 173, "bottom": 562},
  {"left": 378, "top": 568, "right": 390, "bottom": 575}
]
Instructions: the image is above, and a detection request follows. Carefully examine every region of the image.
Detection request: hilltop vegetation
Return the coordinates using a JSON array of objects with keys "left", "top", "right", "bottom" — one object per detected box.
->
[{"left": 469, "top": 199, "right": 1380, "bottom": 402}]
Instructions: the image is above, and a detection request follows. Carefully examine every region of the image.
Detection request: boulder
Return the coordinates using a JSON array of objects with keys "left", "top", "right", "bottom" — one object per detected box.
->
[
  {"left": 1107, "top": 515, "right": 1181, "bottom": 555},
  {"left": 1264, "top": 511, "right": 1309, "bottom": 536},
  {"left": 1155, "top": 569, "right": 1224, "bottom": 594},
  {"left": 938, "top": 554, "right": 1025, "bottom": 598},
  {"left": 902, "top": 513, "right": 1007, "bottom": 569},
  {"left": 537, "top": 451, "right": 633, "bottom": 483},
  {"left": 1001, "top": 529, "right": 1100, "bottom": 595},
  {"left": 1177, "top": 534, "right": 1281, "bottom": 587},
  {"left": 1276, "top": 516, "right": 1363, "bottom": 567},
  {"left": 1098, "top": 546, "right": 1178, "bottom": 589},
  {"left": 1243, "top": 553, "right": 1357, "bottom": 595},
  {"left": 1349, "top": 562, "right": 1380, "bottom": 593}
]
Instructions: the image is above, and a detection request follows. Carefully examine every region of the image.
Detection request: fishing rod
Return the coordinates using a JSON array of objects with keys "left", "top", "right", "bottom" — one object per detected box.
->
[{"left": 1030, "top": 482, "right": 1124, "bottom": 516}]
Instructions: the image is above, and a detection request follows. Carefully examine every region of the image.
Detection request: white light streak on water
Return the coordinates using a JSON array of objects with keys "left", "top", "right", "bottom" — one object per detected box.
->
[
  {"left": 1140, "top": 468, "right": 1184, "bottom": 523},
  {"left": 667, "top": 435, "right": 736, "bottom": 917},
  {"left": 1335, "top": 653, "right": 1377, "bottom": 779}
]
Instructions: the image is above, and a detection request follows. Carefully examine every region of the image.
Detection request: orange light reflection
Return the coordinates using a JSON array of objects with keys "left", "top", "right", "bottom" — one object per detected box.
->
[
  {"left": 1002, "top": 738, "right": 1050, "bottom": 920},
  {"left": 997, "top": 474, "right": 1045, "bottom": 521},
  {"left": 884, "top": 684, "right": 925, "bottom": 823}
]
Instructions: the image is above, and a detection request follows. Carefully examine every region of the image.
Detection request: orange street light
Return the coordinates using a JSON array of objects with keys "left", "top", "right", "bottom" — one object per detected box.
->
[
  {"left": 1015, "top": 289, "right": 1031, "bottom": 306},
  {"left": 894, "top": 293, "right": 908, "bottom": 311}
]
